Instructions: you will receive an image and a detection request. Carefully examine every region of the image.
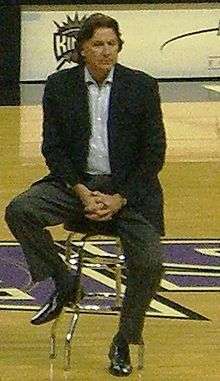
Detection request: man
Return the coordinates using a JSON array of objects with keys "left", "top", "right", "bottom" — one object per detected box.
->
[{"left": 5, "top": 13, "right": 166, "bottom": 377}]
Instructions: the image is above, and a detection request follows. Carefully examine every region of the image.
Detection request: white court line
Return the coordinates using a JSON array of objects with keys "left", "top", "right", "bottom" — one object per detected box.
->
[
  {"left": 202, "top": 85, "right": 220, "bottom": 93},
  {"left": 149, "top": 299, "right": 186, "bottom": 318},
  {"left": 0, "top": 288, "right": 34, "bottom": 300},
  {"left": 164, "top": 263, "right": 220, "bottom": 271},
  {"left": 166, "top": 271, "right": 220, "bottom": 277},
  {"left": 82, "top": 269, "right": 185, "bottom": 317},
  {"left": 70, "top": 239, "right": 220, "bottom": 245},
  {"left": 0, "top": 305, "right": 39, "bottom": 311},
  {"left": 82, "top": 267, "right": 126, "bottom": 292},
  {"left": 169, "top": 287, "right": 220, "bottom": 291},
  {"left": 0, "top": 242, "right": 19, "bottom": 246},
  {"left": 1, "top": 239, "right": 220, "bottom": 247},
  {"left": 160, "top": 279, "right": 179, "bottom": 290},
  {"left": 161, "top": 240, "right": 220, "bottom": 244}
]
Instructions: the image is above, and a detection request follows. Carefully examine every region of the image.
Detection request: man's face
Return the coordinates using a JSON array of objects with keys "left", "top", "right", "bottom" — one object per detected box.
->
[{"left": 81, "top": 27, "right": 120, "bottom": 75}]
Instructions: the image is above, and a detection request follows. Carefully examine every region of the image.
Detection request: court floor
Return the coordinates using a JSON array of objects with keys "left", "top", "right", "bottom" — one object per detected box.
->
[{"left": 0, "top": 81, "right": 219, "bottom": 380}]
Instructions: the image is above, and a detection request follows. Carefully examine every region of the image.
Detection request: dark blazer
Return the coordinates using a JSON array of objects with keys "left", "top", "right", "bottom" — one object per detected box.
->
[{"left": 40, "top": 63, "right": 166, "bottom": 234}]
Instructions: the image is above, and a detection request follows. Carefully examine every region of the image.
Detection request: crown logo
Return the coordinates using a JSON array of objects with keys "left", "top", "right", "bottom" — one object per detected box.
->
[{"left": 53, "top": 12, "right": 87, "bottom": 70}]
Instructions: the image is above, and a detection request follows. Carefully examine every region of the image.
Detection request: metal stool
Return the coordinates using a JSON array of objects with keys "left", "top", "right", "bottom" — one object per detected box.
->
[{"left": 49, "top": 223, "right": 145, "bottom": 372}]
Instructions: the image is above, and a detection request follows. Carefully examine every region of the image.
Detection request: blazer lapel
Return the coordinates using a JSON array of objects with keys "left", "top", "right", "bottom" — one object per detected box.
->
[
  {"left": 108, "top": 63, "right": 124, "bottom": 126},
  {"left": 108, "top": 64, "right": 128, "bottom": 160},
  {"left": 71, "top": 65, "right": 91, "bottom": 131}
]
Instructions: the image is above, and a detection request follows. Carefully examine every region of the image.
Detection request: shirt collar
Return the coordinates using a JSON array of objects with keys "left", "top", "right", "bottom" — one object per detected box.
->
[{"left": 84, "top": 65, "right": 115, "bottom": 86}]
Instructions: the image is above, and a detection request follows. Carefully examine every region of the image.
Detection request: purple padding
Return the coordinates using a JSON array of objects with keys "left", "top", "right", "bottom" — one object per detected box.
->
[
  {"left": 1, "top": 242, "right": 220, "bottom": 308},
  {"left": 166, "top": 274, "right": 220, "bottom": 287},
  {"left": 81, "top": 274, "right": 115, "bottom": 293},
  {"left": 1, "top": 245, "right": 26, "bottom": 264},
  {"left": 163, "top": 243, "right": 220, "bottom": 266},
  {"left": 0, "top": 261, "right": 30, "bottom": 289}
]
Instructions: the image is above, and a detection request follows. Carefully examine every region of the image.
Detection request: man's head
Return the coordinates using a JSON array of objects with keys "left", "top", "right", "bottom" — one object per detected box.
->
[{"left": 75, "top": 13, "right": 124, "bottom": 80}]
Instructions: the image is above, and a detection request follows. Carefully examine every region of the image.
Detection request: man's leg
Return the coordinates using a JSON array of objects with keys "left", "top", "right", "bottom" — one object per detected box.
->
[
  {"left": 5, "top": 181, "right": 85, "bottom": 323},
  {"left": 116, "top": 208, "right": 163, "bottom": 344},
  {"left": 108, "top": 208, "right": 163, "bottom": 376}
]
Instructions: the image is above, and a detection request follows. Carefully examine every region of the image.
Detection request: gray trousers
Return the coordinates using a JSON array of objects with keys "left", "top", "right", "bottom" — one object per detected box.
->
[{"left": 5, "top": 177, "right": 163, "bottom": 344}]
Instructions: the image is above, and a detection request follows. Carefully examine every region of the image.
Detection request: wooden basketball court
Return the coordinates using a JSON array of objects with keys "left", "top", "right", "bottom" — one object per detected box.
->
[{"left": 0, "top": 84, "right": 220, "bottom": 380}]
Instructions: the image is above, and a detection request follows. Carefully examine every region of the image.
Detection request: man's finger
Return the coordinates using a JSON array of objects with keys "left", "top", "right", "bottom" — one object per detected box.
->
[
  {"left": 85, "top": 209, "right": 113, "bottom": 220},
  {"left": 91, "top": 191, "right": 104, "bottom": 196},
  {"left": 93, "top": 197, "right": 111, "bottom": 207},
  {"left": 84, "top": 202, "right": 104, "bottom": 212},
  {"left": 86, "top": 207, "right": 110, "bottom": 217},
  {"left": 85, "top": 213, "right": 112, "bottom": 221}
]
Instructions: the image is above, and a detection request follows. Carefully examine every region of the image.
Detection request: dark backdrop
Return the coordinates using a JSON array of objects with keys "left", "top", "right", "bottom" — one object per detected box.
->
[
  {"left": 9, "top": 0, "right": 219, "bottom": 4},
  {"left": 0, "top": 5, "right": 21, "bottom": 105}
]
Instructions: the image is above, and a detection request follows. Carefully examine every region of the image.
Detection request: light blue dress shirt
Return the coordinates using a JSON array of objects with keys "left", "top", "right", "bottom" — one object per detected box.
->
[{"left": 84, "top": 66, "right": 114, "bottom": 175}]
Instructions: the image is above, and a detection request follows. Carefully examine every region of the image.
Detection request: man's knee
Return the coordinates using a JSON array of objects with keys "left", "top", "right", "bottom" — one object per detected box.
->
[
  {"left": 128, "top": 234, "right": 162, "bottom": 274},
  {"left": 5, "top": 195, "right": 28, "bottom": 225},
  {"left": 118, "top": 211, "right": 163, "bottom": 270}
]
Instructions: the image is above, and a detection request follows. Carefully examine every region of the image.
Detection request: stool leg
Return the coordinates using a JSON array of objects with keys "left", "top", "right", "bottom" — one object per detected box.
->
[
  {"left": 65, "top": 232, "right": 74, "bottom": 268},
  {"left": 63, "top": 232, "right": 88, "bottom": 370},
  {"left": 137, "top": 340, "right": 145, "bottom": 370},
  {"left": 115, "top": 237, "right": 122, "bottom": 308},
  {"left": 115, "top": 263, "right": 122, "bottom": 308},
  {"left": 64, "top": 305, "right": 80, "bottom": 371},
  {"left": 49, "top": 361, "right": 54, "bottom": 381},
  {"left": 49, "top": 311, "right": 64, "bottom": 359}
]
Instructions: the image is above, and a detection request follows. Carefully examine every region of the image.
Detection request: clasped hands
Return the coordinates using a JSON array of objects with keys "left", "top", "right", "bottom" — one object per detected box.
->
[
  {"left": 84, "top": 190, "right": 124, "bottom": 221},
  {"left": 74, "top": 184, "right": 125, "bottom": 222}
]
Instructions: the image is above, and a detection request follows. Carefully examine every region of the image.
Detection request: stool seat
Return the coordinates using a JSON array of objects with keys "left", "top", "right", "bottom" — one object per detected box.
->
[{"left": 63, "top": 219, "right": 116, "bottom": 236}]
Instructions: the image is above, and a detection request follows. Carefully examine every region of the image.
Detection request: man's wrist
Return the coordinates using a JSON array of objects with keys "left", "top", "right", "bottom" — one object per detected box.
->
[
  {"left": 114, "top": 193, "right": 127, "bottom": 208},
  {"left": 73, "top": 183, "right": 91, "bottom": 204}
]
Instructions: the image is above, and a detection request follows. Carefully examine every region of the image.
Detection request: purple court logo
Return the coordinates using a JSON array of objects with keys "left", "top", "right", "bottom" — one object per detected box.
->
[
  {"left": 0, "top": 240, "right": 220, "bottom": 321},
  {"left": 53, "top": 12, "right": 87, "bottom": 70}
]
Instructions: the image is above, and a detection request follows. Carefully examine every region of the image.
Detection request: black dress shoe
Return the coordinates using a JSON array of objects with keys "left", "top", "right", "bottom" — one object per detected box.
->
[
  {"left": 108, "top": 341, "right": 132, "bottom": 377},
  {"left": 31, "top": 276, "right": 85, "bottom": 325},
  {"left": 31, "top": 290, "right": 66, "bottom": 325}
]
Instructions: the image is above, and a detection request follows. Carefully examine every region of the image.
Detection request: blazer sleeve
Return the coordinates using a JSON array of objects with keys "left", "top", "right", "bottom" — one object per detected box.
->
[
  {"left": 141, "top": 78, "right": 166, "bottom": 176},
  {"left": 117, "top": 78, "right": 166, "bottom": 200},
  {"left": 41, "top": 75, "right": 80, "bottom": 187}
]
